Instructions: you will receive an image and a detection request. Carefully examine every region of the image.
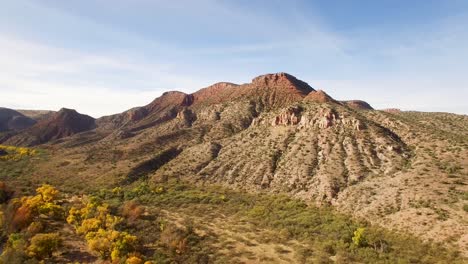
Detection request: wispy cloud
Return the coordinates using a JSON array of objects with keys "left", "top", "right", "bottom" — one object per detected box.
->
[
  {"left": 0, "top": 35, "right": 210, "bottom": 117},
  {"left": 0, "top": 0, "right": 467, "bottom": 115}
]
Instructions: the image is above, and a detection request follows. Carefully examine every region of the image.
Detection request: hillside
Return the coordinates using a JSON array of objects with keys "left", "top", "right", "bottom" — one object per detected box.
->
[
  {"left": 16, "top": 109, "right": 56, "bottom": 122},
  {"left": 0, "top": 73, "right": 466, "bottom": 263},
  {"left": 0, "top": 107, "right": 36, "bottom": 132},
  {"left": 3, "top": 108, "right": 96, "bottom": 146}
]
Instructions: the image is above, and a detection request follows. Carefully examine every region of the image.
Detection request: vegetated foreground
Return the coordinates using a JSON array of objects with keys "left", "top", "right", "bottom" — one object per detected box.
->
[
  {"left": 0, "top": 179, "right": 465, "bottom": 264},
  {"left": 0, "top": 73, "right": 467, "bottom": 262}
]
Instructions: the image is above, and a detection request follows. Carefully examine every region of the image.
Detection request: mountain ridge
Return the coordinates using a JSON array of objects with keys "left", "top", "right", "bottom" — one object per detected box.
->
[{"left": 3, "top": 108, "right": 96, "bottom": 146}]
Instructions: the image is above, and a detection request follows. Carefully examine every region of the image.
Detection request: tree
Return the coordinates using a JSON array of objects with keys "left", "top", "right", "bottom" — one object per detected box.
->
[{"left": 27, "top": 233, "right": 62, "bottom": 260}]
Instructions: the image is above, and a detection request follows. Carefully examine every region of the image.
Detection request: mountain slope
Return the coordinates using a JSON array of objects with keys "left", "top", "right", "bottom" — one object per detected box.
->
[
  {"left": 4, "top": 108, "right": 96, "bottom": 146},
  {"left": 0, "top": 107, "right": 36, "bottom": 132},
  {"left": 16, "top": 109, "right": 56, "bottom": 122}
]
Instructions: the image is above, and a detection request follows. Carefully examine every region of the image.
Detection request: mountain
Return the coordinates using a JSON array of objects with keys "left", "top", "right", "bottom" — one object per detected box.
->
[
  {"left": 0, "top": 107, "right": 36, "bottom": 132},
  {"left": 16, "top": 109, "right": 56, "bottom": 122},
  {"left": 0, "top": 73, "right": 467, "bottom": 258},
  {"left": 3, "top": 108, "right": 96, "bottom": 146},
  {"left": 341, "top": 100, "right": 374, "bottom": 110},
  {"left": 96, "top": 73, "right": 314, "bottom": 132}
]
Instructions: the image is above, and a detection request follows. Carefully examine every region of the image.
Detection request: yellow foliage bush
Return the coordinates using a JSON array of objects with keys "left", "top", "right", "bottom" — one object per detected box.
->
[
  {"left": 8, "top": 184, "right": 62, "bottom": 231},
  {"left": 27, "top": 233, "right": 62, "bottom": 260},
  {"left": 85, "top": 228, "right": 137, "bottom": 261},
  {"left": 36, "top": 184, "right": 59, "bottom": 202},
  {"left": 0, "top": 145, "right": 36, "bottom": 161},
  {"left": 77, "top": 218, "right": 102, "bottom": 234},
  {"left": 68, "top": 197, "right": 140, "bottom": 261},
  {"left": 126, "top": 256, "right": 144, "bottom": 264}
]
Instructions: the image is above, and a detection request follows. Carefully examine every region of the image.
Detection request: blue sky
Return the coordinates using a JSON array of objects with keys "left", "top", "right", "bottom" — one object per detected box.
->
[{"left": 0, "top": 0, "right": 467, "bottom": 117}]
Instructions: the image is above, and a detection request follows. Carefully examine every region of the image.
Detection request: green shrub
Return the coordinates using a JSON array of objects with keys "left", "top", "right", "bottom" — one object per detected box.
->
[{"left": 27, "top": 233, "right": 62, "bottom": 260}]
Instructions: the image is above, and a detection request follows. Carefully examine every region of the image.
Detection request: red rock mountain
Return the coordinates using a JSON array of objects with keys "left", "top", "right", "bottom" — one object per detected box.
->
[
  {"left": 3, "top": 73, "right": 374, "bottom": 146},
  {"left": 4, "top": 108, "right": 95, "bottom": 146},
  {"left": 97, "top": 73, "right": 324, "bottom": 130}
]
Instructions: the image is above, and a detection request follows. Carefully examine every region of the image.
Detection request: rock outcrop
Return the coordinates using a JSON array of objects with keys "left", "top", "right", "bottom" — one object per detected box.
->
[
  {"left": 253, "top": 106, "right": 365, "bottom": 132},
  {"left": 271, "top": 107, "right": 302, "bottom": 126}
]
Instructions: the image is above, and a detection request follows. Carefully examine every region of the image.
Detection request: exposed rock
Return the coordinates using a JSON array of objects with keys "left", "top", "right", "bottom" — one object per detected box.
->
[
  {"left": 251, "top": 72, "right": 314, "bottom": 95},
  {"left": 341, "top": 116, "right": 365, "bottom": 131},
  {"left": 271, "top": 107, "right": 302, "bottom": 126},
  {"left": 319, "top": 111, "right": 335, "bottom": 128},
  {"left": 252, "top": 106, "right": 367, "bottom": 132}
]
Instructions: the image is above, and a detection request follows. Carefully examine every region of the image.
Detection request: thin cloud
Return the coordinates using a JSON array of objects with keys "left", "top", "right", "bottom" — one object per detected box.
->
[{"left": 1, "top": 1, "right": 467, "bottom": 115}]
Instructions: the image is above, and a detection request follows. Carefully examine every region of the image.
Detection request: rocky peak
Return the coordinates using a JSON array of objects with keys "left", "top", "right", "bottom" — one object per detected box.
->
[
  {"left": 147, "top": 91, "right": 193, "bottom": 112},
  {"left": 52, "top": 108, "right": 95, "bottom": 126},
  {"left": 48, "top": 108, "right": 95, "bottom": 125},
  {"left": 56, "top": 108, "right": 79, "bottom": 118},
  {"left": 251, "top": 72, "right": 314, "bottom": 95}
]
